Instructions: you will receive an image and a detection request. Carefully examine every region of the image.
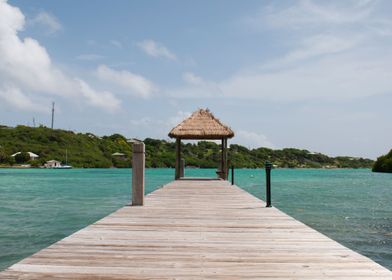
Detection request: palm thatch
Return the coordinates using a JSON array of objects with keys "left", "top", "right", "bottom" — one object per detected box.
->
[{"left": 168, "top": 109, "right": 234, "bottom": 139}]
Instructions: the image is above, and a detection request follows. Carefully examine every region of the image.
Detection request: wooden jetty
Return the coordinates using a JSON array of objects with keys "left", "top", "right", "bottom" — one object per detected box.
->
[
  {"left": 1, "top": 179, "right": 392, "bottom": 279},
  {"left": 2, "top": 109, "right": 392, "bottom": 279}
]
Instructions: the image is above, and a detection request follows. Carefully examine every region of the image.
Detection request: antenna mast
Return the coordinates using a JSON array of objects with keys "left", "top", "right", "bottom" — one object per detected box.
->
[{"left": 51, "top": 102, "right": 55, "bottom": 129}]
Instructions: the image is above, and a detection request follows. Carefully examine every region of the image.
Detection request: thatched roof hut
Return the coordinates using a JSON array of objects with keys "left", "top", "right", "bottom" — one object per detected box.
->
[
  {"left": 168, "top": 109, "right": 234, "bottom": 140},
  {"left": 168, "top": 109, "right": 234, "bottom": 180}
]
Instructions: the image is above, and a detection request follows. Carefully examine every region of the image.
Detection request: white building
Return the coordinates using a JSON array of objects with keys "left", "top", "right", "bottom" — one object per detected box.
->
[
  {"left": 44, "top": 160, "right": 62, "bottom": 168},
  {"left": 11, "top": 152, "right": 39, "bottom": 160}
]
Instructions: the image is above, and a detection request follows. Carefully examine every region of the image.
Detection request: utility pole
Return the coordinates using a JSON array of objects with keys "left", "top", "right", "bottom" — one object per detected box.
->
[
  {"left": 51, "top": 102, "right": 55, "bottom": 129},
  {"left": 33, "top": 117, "right": 36, "bottom": 128}
]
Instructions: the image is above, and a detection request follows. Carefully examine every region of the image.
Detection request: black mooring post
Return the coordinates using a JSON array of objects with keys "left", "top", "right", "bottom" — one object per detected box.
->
[
  {"left": 231, "top": 166, "right": 234, "bottom": 185},
  {"left": 265, "top": 161, "right": 272, "bottom": 207}
]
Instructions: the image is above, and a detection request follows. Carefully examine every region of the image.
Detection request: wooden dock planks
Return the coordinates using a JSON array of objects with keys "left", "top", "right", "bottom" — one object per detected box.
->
[{"left": 1, "top": 179, "right": 392, "bottom": 279}]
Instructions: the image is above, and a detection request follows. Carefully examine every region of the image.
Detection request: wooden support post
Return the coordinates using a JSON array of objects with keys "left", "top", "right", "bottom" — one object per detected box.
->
[
  {"left": 132, "top": 142, "right": 145, "bottom": 206},
  {"left": 224, "top": 138, "right": 228, "bottom": 180},
  {"left": 220, "top": 138, "right": 228, "bottom": 180},
  {"left": 220, "top": 139, "right": 225, "bottom": 179},
  {"left": 175, "top": 138, "right": 181, "bottom": 180},
  {"left": 180, "top": 158, "right": 185, "bottom": 178}
]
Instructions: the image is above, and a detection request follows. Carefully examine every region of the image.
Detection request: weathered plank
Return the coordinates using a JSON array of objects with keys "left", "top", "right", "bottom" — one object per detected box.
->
[{"left": 1, "top": 180, "right": 391, "bottom": 279}]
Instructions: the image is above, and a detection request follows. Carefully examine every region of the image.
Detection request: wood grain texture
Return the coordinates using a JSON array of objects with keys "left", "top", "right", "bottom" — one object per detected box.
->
[
  {"left": 131, "top": 142, "right": 145, "bottom": 206},
  {"left": 1, "top": 180, "right": 391, "bottom": 279}
]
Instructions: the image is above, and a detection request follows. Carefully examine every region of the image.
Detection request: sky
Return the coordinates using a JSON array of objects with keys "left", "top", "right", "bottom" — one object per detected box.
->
[{"left": 1, "top": 0, "right": 391, "bottom": 159}]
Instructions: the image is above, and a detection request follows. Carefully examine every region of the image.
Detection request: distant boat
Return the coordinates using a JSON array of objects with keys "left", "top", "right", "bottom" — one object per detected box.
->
[
  {"left": 44, "top": 149, "right": 72, "bottom": 169},
  {"left": 57, "top": 149, "right": 73, "bottom": 169},
  {"left": 53, "top": 165, "right": 72, "bottom": 169}
]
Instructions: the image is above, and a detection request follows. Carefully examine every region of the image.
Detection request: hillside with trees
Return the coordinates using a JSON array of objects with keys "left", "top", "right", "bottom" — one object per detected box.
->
[
  {"left": 372, "top": 149, "right": 392, "bottom": 173},
  {"left": 0, "top": 125, "right": 373, "bottom": 169}
]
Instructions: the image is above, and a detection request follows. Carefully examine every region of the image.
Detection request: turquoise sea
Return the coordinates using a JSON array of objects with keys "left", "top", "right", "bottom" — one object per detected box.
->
[{"left": 0, "top": 168, "right": 391, "bottom": 271}]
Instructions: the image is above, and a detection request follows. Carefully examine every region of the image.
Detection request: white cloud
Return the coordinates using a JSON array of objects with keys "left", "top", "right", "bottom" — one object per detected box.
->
[
  {"left": 77, "top": 79, "right": 120, "bottom": 112},
  {"left": 130, "top": 111, "right": 191, "bottom": 130},
  {"left": 96, "top": 65, "right": 156, "bottom": 98},
  {"left": 137, "top": 39, "right": 177, "bottom": 60},
  {"left": 256, "top": 0, "right": 376, "bottom": 29},
  {"left": 130, "top": 117, "right": 156, "bottom": 126},
  {"left": 0, "top": 86, "right": 47, "bottom": 113},
  {"left": 0, "top": 1, "right": 71, "bottom": 95},
  {"left": 31, "top": 11, "right": 62, "bottom": 34},
  {"left": 76, "top": 54, "right": 105, "bottom": 61},
  {"left": 169, "top": 72, "right": 223, "bottom": 99},
  {"left": 168, "top": 111, "right": 191, "bottom": 127},
  {"left": 274, "top": 34, "right": 362, "bottom": 66},
  {"left": 110, "top": 40, "right": 123, "bottom": 48},
  {"left": 182, "top": 72, "right": 204, "bottom": 85},
  {"left": 220, "top": 51, "right": 392, "bottom": 101},
  {"left": 235, "top": 130, "right": 275, "bottom": 149},
  {"left": 170, "top": 1, "right": 392, "bottom": 102},
  {"left": 128, "top": 111, "right": 192, "bottom": 140},
  {"left": 248, "top": 0, "right": 392, "bottom": 39},
  {"left": 171, "top": 53, "right": 392, "bottom": 103},
  {"left": 0, "top": 0, "right": 121, "bottom": 113},
  {"left": 217, "top": 1, "right": 392, "bottom": 101}
]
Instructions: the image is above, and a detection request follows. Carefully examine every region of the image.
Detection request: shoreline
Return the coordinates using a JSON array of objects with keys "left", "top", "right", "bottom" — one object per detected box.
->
[{"left": 0, "top": 165, "right": 372, "bottom": 170}]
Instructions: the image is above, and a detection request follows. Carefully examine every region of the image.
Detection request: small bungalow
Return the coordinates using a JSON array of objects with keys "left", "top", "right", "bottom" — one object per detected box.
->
[
  {"left": 44, "top": 160, "right": 62, "bottom": 168},
  {"left": 11, "top": 152, "right": 39, "bottom": 160}
]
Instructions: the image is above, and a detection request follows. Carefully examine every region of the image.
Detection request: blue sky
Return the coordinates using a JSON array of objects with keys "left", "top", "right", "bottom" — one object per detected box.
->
[{"left": 1, "top": 0, "right": 392, "bottom": 158}]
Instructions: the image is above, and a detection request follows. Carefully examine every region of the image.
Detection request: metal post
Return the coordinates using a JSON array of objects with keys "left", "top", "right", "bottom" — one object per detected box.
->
[
  {"left": 132, "top": 142, "right": 145, "bottom": 206},
  {"left": 265, "top": 161, "right": 272, "bottom": 207},
  {"left": 231, "top": 165, "right": 234, "bottom": 185},
  {"left": 51, "top": 102, "right": 55, "bottom": 129}
]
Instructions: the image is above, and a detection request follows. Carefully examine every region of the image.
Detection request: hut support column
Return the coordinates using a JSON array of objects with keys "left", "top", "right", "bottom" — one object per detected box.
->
[
  {"left": 175, "top": 138, "right": 181, "bottom": 180},
  {"left": 220, "top": 139, "right": 224, "bottom": 179},
  {"left": 223, "top": 138, "right": 228, "bottom": 180},
  {"left": 220, "top": 138, "right": 228, "bottom": 180}
]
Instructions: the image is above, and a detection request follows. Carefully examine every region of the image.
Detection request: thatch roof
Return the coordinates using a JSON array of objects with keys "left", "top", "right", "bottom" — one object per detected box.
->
[{"left": 168, "top": 109, "right": 234, "bottom": 139}]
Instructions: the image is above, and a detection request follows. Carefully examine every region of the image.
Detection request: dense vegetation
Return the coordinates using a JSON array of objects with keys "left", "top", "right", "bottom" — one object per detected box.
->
[
  {"left": 372, "top": 149, "right": 392, "bottom": 173},
  {"left": 0, "top": 125, "right": 373, "bottom": 169},
  {"left": 0, "top": 125, "right": 131, "bottom": 168}
]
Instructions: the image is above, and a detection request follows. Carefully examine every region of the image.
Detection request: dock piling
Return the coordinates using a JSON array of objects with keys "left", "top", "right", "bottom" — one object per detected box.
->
[{"left": 132, "top": 142, "right": 145, "bottom": 206}]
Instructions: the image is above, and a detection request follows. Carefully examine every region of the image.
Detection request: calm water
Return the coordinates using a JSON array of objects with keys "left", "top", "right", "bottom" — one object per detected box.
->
[{"left": 0, "top": 168, "right": 391, "bottom": 271}]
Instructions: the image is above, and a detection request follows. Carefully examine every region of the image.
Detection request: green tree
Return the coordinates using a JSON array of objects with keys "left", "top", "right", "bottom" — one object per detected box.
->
[
  {"left": 373, "top": 149, "right": 392, "bottom": 173},
  {"left": 14, "top": 152, "right": 30, "bottom": 164},
  {"left": 0, "top": 150, "right": 9, "bottom": 163},
  {"left": 0, "top": 125, "right": 375, "bottom": 169}
]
